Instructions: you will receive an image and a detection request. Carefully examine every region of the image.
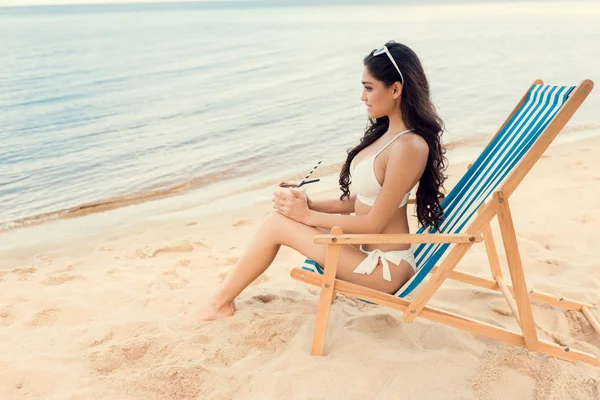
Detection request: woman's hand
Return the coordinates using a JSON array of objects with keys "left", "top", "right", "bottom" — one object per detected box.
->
[{"left": 272, "top": 189, "right": 311, "bottom": 223}]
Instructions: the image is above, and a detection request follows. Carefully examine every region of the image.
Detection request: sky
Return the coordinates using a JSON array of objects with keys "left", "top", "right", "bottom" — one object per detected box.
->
[
  {"left": 0, "top": 0, "right": 589, "bottom": 7},
  {"left": 0, "top": 0, "right": 221, "bottom": 6}
]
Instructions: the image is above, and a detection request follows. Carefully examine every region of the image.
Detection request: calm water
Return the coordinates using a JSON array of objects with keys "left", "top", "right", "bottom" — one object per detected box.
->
[{"left": 1, "top": 1, "right": 599, "bottom": 228}]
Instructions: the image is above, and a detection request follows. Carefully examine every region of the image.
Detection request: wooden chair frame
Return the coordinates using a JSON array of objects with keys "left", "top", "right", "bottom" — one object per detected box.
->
[{"left": 290, "top": 79, "right": 600, "bottom": 367}]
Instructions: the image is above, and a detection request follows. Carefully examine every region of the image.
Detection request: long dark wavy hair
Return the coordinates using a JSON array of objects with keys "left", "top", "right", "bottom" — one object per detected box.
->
[{"left": 339, "top": 41, "right": 447, "bottom": 230}]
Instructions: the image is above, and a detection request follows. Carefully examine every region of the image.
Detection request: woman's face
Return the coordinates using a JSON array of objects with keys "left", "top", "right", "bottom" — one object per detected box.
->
[{"left": 359, "top": 66, "right": 400, "bottom": 119}]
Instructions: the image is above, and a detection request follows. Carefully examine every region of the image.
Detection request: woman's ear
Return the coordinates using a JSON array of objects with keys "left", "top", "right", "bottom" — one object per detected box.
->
[{"left": 392, "top": 82, "right": 402, "bottom": 99}]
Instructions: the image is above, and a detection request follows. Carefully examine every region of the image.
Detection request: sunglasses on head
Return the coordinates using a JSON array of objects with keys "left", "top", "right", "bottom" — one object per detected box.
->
[{"left": 373, "top": 45, "right": 404, "bottom": 86}]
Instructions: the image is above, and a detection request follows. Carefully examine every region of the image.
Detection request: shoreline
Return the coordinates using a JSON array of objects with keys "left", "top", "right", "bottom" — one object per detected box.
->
[
  {"left": 2, "top": 130, "right": 600, "bottom": 260},
  {"left": 3, "top": 125, "right": 599, "bottom": 236}
]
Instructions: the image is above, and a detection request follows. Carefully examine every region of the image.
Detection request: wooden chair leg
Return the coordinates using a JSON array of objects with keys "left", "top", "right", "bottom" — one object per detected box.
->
[
  {"left": 311, "top": 227, "right": 342, "bottom": 356},
  {"left": 483, "top": 224, "right": 503, "bottom": 281},
  {"left": 476, "top": 202, "right": 503, "bottom": 281},
  {"left": 582, "top": 306, "right": 600, "bottom": 337},
  {"left": 496, "top": 276, "right": 521, "bottom": 325},
  {"left": 496, "top": 191, "right": 539, "bottom": 351}
]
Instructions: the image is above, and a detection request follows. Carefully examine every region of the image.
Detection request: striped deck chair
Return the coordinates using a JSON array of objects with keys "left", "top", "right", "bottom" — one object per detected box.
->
[{"left": 291, "top": 79, "right": 600, "bottom": 367}]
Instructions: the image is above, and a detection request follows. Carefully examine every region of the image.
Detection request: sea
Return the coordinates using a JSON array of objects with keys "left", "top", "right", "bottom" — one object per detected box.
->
[{"left": 1, "top": 0, "right": 599, "bottom": 230}]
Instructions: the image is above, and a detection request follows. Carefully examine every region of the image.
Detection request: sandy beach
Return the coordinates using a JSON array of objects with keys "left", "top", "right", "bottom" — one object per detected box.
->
[{"left": 1, "top": 134, "right": 600, "bottom": 400}]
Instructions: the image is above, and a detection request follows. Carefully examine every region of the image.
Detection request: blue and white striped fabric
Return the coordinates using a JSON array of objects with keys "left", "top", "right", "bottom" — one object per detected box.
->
[
  {"left": 298, "top": 84, "right": 574, "bottom": 300},
  {"left": 396, "top": 84, "right": 574, "bottom": 297},
  {"left": 301, "top": 259, "right": 323, "bottom": 275}
]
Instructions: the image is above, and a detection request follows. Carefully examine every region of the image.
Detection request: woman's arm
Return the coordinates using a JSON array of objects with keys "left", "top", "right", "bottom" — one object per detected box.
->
[
  {"left": 308, "top": 194, "right": 356, "bottom": 214},
  {"left": 277, "top": 135, "right": 429, "bottom": 233}
]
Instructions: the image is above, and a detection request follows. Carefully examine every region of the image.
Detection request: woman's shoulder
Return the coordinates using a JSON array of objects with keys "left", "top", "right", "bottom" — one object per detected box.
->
[{"left": 390, "top": 131, "right": 429, "bottom": 157}]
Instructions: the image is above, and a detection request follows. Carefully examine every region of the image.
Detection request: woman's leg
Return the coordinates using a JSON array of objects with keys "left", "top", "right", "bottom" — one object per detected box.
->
[{"left": 190, "top": 212, "right": 414, "bottom": 320}]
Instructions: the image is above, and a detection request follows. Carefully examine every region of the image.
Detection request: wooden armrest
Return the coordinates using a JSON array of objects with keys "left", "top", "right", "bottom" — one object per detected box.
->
[
  {"left": 313, "top": 233, "right": 482, "bottom": 245},
  {"left": 407, "top": 194, "right": 445, "bottom": 205}
]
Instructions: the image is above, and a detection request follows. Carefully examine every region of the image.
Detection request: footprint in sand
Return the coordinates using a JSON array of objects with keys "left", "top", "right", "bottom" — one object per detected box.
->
[
  {"left": 131, "top": 364, "right": 219, "bottom": 399},
  {"left": 88, "top": 336, "right": 173, "bottom": 375},
  {"left": 162, "top": 268, "right": 189, "bottom": 290},
  {"left": 566, "top": 310, "right": 600, "bottom": 343},
  {"left": 11, "top": 267, "right": 37, "bottom": 281},
  {"left": 99, "top": 246, "right": 123, "bottom": 259},
  {"left": 222, "top": 256, "right": 238, "bottom": 266},
  {"left": 177, "top": 259, "right": 192, "bottom": 267},
  {"left": 152, "top": 243, "right": 194, "bottom": 257},
  {"left": 98, "top": 245, "right": 119, "bottom": 252},
  {"left": 88, "top": 353, "right": 120, "bottom": 375},
  {"left": 38, "top": 265, "right": 84, "bottom": 286},
  {"left": 88, "top": 344, "right": 144, "bottom": 374},
  {"left": 579, "top": 213, "right": 594, "bottom": 224},
  {"left": 213, "top": 257, "right": 239, "bottom": 280},
  {"left": 542, "top": 258, "right": 571, "bottom": 275},
  {"left": 0, "top": 308, "right": 15, "bottom": 327},
  {"left": 344, "top": 313, "right": 402, "bottom": 339},
  {"left": 216, "top": 269, "right": 229, "bottom": 282},
  {"left": 40, "top": 274, "right": 84, "bottom": 286},
  {"left": 89, "top": 330, "right": 114, "bottom": 347},
  {"left": 203, "top": 315, "right": 303, "bottom": 368},
  {"left": 29, "top": 307, "right": 60, "bottom": 328},
  {"left": 233, "top": 219, "right": 253, "bottom": 227},
  {"left": 251, "top": 294, "right": 277, "bottom": 303},
  {"left": 193, "top": 239, "right": 208, "bottom": 248},
  {"left": 106, "top": 268, "right": 122, "bottom": 277},
  {"left": 137, "top": 242, "right": 195, "bottom": 258},
  {"left": 35, "top": 254, "right": 53, "bottom": 264},
  {"left": 245, "top": 293, "right": 308, "bottom": 312}
]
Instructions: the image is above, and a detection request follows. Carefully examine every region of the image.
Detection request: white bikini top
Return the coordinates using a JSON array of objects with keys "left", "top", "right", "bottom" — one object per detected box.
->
[{"left": 350, "top": 129, "right": 412, "bottom": 207}]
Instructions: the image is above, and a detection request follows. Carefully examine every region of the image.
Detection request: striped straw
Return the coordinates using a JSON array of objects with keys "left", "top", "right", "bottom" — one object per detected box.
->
[{"left": 299, "top": 161, "right": 322, "bottom": 187}]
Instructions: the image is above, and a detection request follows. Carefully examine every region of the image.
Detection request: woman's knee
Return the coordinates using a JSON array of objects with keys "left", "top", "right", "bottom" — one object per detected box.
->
[
  {"left": 258, "top": 212, "right": 290, "bottom": 239},
  {"left": 258, "top": 212, "right": 310, "bottom": 247}
]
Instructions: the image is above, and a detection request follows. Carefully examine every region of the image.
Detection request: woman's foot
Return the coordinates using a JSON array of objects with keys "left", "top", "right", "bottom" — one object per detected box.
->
[{"left": 180, "top": 300, "right": 236, "bottom": 321}]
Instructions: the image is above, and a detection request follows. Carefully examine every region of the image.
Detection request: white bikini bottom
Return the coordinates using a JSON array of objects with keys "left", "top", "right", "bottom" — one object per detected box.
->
[
  {"left": 315, "top": 227, "right": 417, "bottom": 282},
  {"left": 353, "top": 245, "right": 417, "bottom": 282}
]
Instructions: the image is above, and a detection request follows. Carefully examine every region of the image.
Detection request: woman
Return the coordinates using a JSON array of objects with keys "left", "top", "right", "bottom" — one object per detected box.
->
[{"left": 190, "top": 41, "right": 447, "bottom": 321}]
